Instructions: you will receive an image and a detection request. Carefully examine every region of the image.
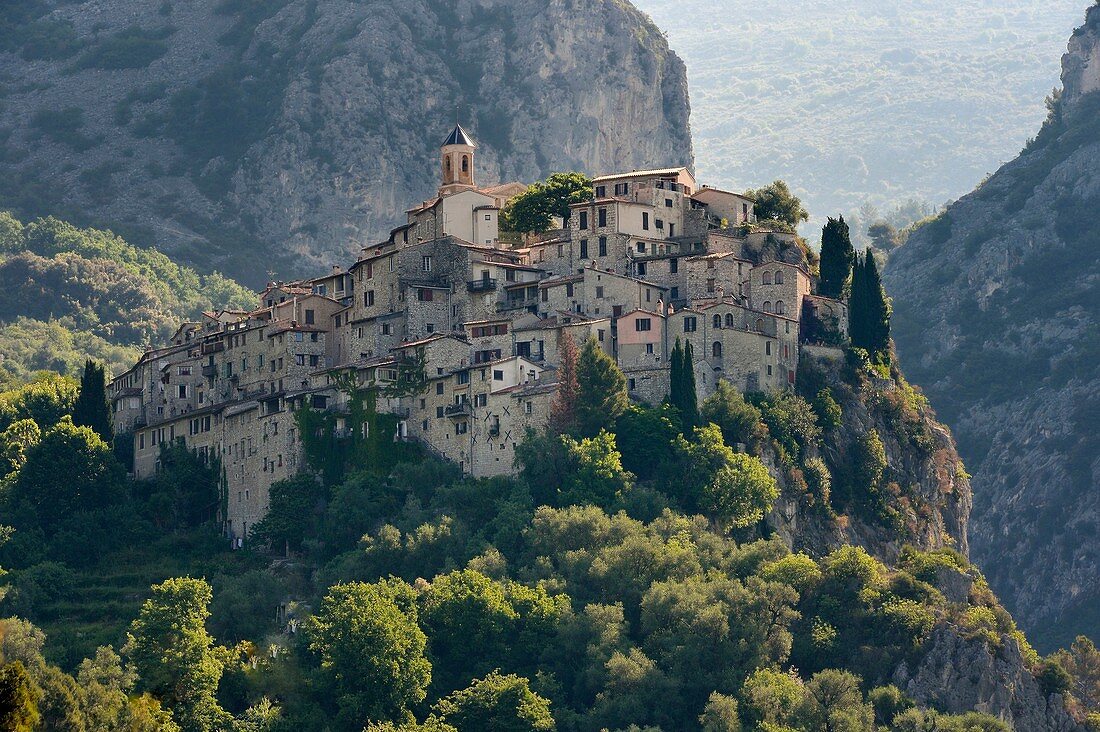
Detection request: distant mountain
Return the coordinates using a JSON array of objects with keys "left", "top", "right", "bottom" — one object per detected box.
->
[
  {"left": 0, "top": 0, "right": 692, "bottom": 285},
  {"left": 633, "top": 0, "right": 1083, "bottom": 231},
  {"left": 883, "top": 2, "right": 1100, "bottom": 651}
]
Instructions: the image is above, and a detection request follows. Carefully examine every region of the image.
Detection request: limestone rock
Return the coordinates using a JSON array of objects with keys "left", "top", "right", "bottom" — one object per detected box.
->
[
  {"left": 0, "top": 0, "right": 692, "bottom": 285},
  {"left": 883, "top": 3, "right": 1100, "bottom": 650}
]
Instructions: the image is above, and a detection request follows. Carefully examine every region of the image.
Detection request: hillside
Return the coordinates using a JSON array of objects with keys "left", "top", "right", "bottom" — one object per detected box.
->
[
  {"left": 883, "top": 2, "right": 1100, "bottom": 651},
  {"left": 0, "top": 0, "right": 692, "bottom": 284},
  {"left": 634, "top": 0, "right": 1083, "bottom": 232},
  {"left": 0, "top": 211, "right": 255, "bottom": 384}
]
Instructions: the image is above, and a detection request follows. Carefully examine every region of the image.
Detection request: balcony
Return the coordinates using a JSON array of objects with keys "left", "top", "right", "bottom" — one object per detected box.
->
[
  {"left": 201, "top": 364, "right": 217, "bottom": 378},
  {"left": 468, "top": 278, "right": 498, "bottom": 292},
  {"left": 444, "top": 402, "right": 472, "bottom": 418}
]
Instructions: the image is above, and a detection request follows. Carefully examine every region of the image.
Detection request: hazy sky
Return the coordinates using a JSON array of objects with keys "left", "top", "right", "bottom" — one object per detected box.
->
[{"left": 632, "top": 0, "right": 1087, "bottom": 227}]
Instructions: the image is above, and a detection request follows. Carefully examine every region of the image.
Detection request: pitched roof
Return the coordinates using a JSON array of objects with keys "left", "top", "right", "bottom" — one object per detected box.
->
[
  {"left": 592, "top": 167, "right": 691, "bottom": 182},
  {"left": 442, "top": 124, "right": 476, "bottom": 148}
]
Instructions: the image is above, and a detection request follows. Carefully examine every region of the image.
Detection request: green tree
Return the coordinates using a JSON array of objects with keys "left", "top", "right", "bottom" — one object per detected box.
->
[
  {"left": 143, "top": 440, "right": 221, "bottom": 529},
  {"left": 699, "top": 450, "right": 778, "bottom": 531},
  {"left": 433, "top": 671, "right": 555, "bottom": 732},
  {"left": 71, "top": 359, "right": 113, "bottom": 440},
  {"left": 560, "top": 431, "right": 633, "bottom": 508},
  {"left": 77, "top": 646, "right": 179, "bottom": 731},
  {"left": 699, "top": 691, "right": 742, "bottom": 731},
  {"left": 12, "top": 416, "right": 126, "bottom": 532},
  {"left": 680, "top": 342, "right": 699, "bottom": 429},
  {"left": 249, "top": 474, "right": 326, "bottom": 554},
  {"left": 758, "top": 392, "right": 821, "bottom": 463},
  {"left": 0, "top": 418, "right": 40, "bottom": 475},
  {"left": 0, "top": 661, "right": 40, "bottom": 732},
  {"left": 0, "top": 373, "right": 78, "bottom": 433},
  {"left": 669, "top": 339, "right": 686, "bottom": 419},
  {"left": 793, "top": 669, "right": 874, "bottom": 732},
  {"left": 819, "top": 216, "right": 855, "bottom": 300},
  {"left": 575, "top": 338, "right": 627, "bottom": 438},
  {"left": 700, "top": 380, "right": 764, "bottom": 448},
  {"left": 613, "top": 404, "right": 678, "bottom": 481},
  {"left": 740, "top": 667, "right": 803, "bottom": 728},
  {"left": 550, "top": 330, "right": 579, "bottom": 434},
  {"left": 503, "top": 173, "right": 593, "bottom": 234},
  {"left": 124, "top": 577, "right": 232, "bottom": 732},
  {"left": 867, "top": 222, "right": 900, "bottom": 251},
  {"left": 304, "top": 579, "right": 431, "bottom": 728},
  {"left": 849, "top": 250, "right": 891, "bottom": 358},
  {"left": 745, "top": 181, "right": 810, "bottom": 228}
]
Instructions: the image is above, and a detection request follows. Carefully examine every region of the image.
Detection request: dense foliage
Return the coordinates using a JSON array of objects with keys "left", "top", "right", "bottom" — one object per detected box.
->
[
  {"left": 819, "top": 215, "right": 855, "bottom": 299},
  {"left": 501, "top": 173, "right": 594, "bottom": 234},
  {"left": 0, "top": 212, "right": 255, "bottom": 382}
]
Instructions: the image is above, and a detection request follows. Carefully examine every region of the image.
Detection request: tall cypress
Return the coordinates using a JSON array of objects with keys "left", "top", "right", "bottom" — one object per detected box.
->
[
  {"left": 72, "top": 360, "right": 113, "bottom": 441},
  {"left": 819, "top": 215, "right": 855, "bottom": 299},
  {"left": 575, "top": 338, "right": 628, "bottom": 437},
  {"left": 848, "top": 255, "right": 866, "bottom": 349},
  {"left": 863, "top": 250, "right": 892, "bottom": 356},
  {"left": 681, "top": 342, "right": 699, "bottom": 428},
  {"left": 669, "top": 339, "right": 685, "bottom": 412}
]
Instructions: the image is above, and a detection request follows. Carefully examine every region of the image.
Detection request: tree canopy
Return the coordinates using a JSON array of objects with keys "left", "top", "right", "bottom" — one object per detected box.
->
[
  {"left": 745, "top": 181, "right": 810, "bottom": 228},
  {"left": 502, "top": 173, "right": 593, "bottom": 234},
  {"left": 819, "top": 215, "right": 855, "bottom": 299}
]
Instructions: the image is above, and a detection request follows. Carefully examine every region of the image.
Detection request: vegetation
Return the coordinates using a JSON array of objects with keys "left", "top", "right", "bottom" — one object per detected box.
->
[
  {"left": 744, "top": 180, "right": 810, "bottom": 229},
  {"left": 501, "top": 173, "right": 593, "bottom": 234},
  {"left": 0, "top": 211, "right": 254, "bottom": 382},
  {"left": 819, "top": 215, "right": 855, "bottom": 299},
  {"left": 849, "top": 250, "right": 892, "bottom": 361}
]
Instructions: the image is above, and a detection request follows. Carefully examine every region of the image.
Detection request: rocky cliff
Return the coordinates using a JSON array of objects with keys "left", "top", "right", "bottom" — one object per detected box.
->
[
  {"left": 0, "top": 0, "right": 692, "bottom": 284},
  {"left": 883, "top": 2, "right": 1100, "bottom": 651}
]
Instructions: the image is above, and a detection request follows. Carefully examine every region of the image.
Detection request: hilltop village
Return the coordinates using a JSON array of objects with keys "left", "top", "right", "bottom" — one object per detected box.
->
[{"left": 110, "top": 126, "right": 849, "bottom": 543}]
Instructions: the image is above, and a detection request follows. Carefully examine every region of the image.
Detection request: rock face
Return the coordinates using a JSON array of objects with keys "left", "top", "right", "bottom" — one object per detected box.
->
[
  {"left": 0, "top": 0, "right": 692, "bottom": 284},
  {"left": 897, "top": 626, "right": 1084, "bottom": 732},
  {"left": 883, "top": 4, "right": 1100, "bottom": 651}
]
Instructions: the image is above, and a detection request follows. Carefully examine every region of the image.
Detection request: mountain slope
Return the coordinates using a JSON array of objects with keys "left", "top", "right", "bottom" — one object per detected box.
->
[
  {"left": 0, "top": 0, "right": 692, "bottom": 285},
  {"left": 883, "top": 2, "right": 1100, "bottom": 651}
]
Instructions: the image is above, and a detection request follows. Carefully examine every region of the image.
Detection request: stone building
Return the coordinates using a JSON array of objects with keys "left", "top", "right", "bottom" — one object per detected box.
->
[{"left": 113, "top": 124, "right": 845, "bottom": 544}]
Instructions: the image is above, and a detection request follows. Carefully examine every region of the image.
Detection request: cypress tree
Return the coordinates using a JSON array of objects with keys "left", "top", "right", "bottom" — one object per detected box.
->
[
  {"left": 575, "top": 338, "right": 628, "bottom": 437},
  {"left": 669, "top": 339, "right": 685, "bottom": 413},
  {"left": 863, "top": 249, "right": 892, "bottom": 356},
  {"left": 550, "top": 331, "right": 580, "bottom": 434},
  {"left": 72, "top": 360, "right": 113, "bottom": 441},
  {"left": 819, "top": 215, "right": 855, "bottom": 299},
  {"left": 848, "top": 255, "right": 866, "bottom": 349},
  {"left": 681, "top": 342, "right": 699, "bottom": 429}
]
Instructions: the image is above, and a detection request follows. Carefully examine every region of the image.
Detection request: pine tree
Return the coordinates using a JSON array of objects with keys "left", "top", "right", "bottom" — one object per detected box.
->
[
  {"left": 72, "top": 360, "right": 113, "bottom": 441},
  {"left": 575, "top": 338, "right": 628, "bottom": 437},
  {"left": 681, "top": 342, "right": 699, "bottom": 429},
  {"left": 550, "top": 330, "right": 580, "bottom": 434},
  {"left": 819, "top": 215, "right": 855, "bottom": 299}
]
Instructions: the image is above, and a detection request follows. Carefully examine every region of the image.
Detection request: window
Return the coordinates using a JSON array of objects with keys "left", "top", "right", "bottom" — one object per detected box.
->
[
  {"left": 615, "top": 182, "right": 629, "bottom": 196},
  {"left": 525, "top": 401, "right": 533, "bottom": 414},
  {"left": 707, "top": 279, "right": 716, "bottom": 293},
  {"left": 645, "top": 288, "right": 652, "bottom": 302},
  {"left": 457, "top": 371, "right": 470, "bottom": 385},
  {"left": 763, "top": 301, "right": 772, "bottom": 313},
  {"left": 655, "top": 218, "right": 664, "bottom": 229},
  {"left": 295, "top": 354, "right": 305, "bottom": 366},
  {"left": 775, "top": 300, "right": 785, "bottom": 315},
  {"left": 366, "top": 291, "right": 375, "bottom": 306},
  {"left": 557, "top": 244, "right": 564, "bottom": 257},
  {"left": 598, "top": 207, "right": 607, "bottom": 227},
  {"left": 541, "top": 289, "right": 548, "bottom": 302},
  {"left": 642, "top": 212, "right": 650, "bottom": 230},
  {"left": 596, "top": 286, "right": 604, "bottom": 299},
  {"left": 461, "top": 155, "right": 469, "bottom": 173},
  {"left": 665, "top": 198, "right": 673, "bottom": 207},
  {"left": 775, "top": 270, "right": 784, "bottom": 284},
  {"left": 766, "top": 341, "right": 772, "bottom": 356},
  {"left": 767, "top": 365, "right": 773, "bottom": 376},
  {"left": 712, "top": 341, "right": 723, "bottom": 358},
  {"left": 646, "top": 343, "right": 655, "bottom": 354},
  {"left": 579, "top": 211, "right": 588, "bottom": 230},
  {"left": 742, "top": 202, "right": 749, "bottom": 219},
  {"left": 178, "top": 366, "right": 191, "bottom": 376},
  {"left": 382, "top": 322, "right": 392, "bottom": 335},
  {"left": 628, "top": 378, "right": 636, "bottom": 391},
  {"left": 426, "top": 323, "right": 435, "bottom": 333},
  {"left": 637, "top": 262, "right": 647, "bottom": 276},
  {"left": 670, "top": 258, "right": 678, "bottom": 273},
  {"left": 683, "top": 316, "right": 697, "bottom": 332},
  {"left": 309, "top": 355, "right": 320, "bottom": 367},
  {"left": 598, "top": 328, "right": 605, "bottom": 342},
  {"left": 566, "top": 283, "right": 575, "bottom": 297},
  {"left": 455, "top": 421, "right": 468, "bottom": 435},
  {"left": 595, "top": 185, "right": 606, "bottom": 198},
  {"left": 304, "top": 309, "right": 315, "bottom": 325},
  {"left": 422, "top": 256, "right": 432, "bottom": 272},
  {"left": 418, "top": 288, "right": 434, "bottom": 301},
  {"left": 598, "top": 236, "right": 607, "bottom": 256},
  {"left": 493, "top": 370, "right": 504, "bottom": 381},
  {"left": 636, "top": 318, "right": 652, "bottom": 332},
  {"left": 763, "top": 271, "right": 773, "bottom": 285},
  {"left": 755, "top": 318, "right": 765, "bottom": 331},
  {"left": 178, "top": 384, "right": 188, "bottom": 399},
  {"left": 366, "top": 262, "right": 374, "bottom": 279},
  {"left": 670, "top": 286, "right": 679, "bottom": 300},
  {"left": 436, "top": 382, "right": 444, "bottom": 395},
  {"left": 436, "top": 406, "right": 445, "bottom": 418},
  {"left": 713, "top": 314, "right": 722, "bottom": 329},
  {"left": 579, "top": 239, "right": 588, "bottom": 258},
  {"left": 636, "top": 242, "right": 645, "bottom": 254},
  {"left": 485, "top": 214, "right": 492, "bottom": 221}
]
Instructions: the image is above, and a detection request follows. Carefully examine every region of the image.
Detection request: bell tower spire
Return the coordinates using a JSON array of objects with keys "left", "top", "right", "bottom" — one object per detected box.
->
[{"left": 440, "top": 123, "right": 476, "bottom": 196}]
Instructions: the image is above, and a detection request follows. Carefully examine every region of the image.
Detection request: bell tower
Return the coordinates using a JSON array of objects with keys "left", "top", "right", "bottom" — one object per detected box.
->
[{"left": 440, "top": 123, "right": 476, "bottom": 196}]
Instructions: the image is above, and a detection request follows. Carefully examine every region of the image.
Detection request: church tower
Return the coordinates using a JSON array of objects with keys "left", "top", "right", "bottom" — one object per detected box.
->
[{"left": 440, "top": 123, "right": 476, "bottom": 196}]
